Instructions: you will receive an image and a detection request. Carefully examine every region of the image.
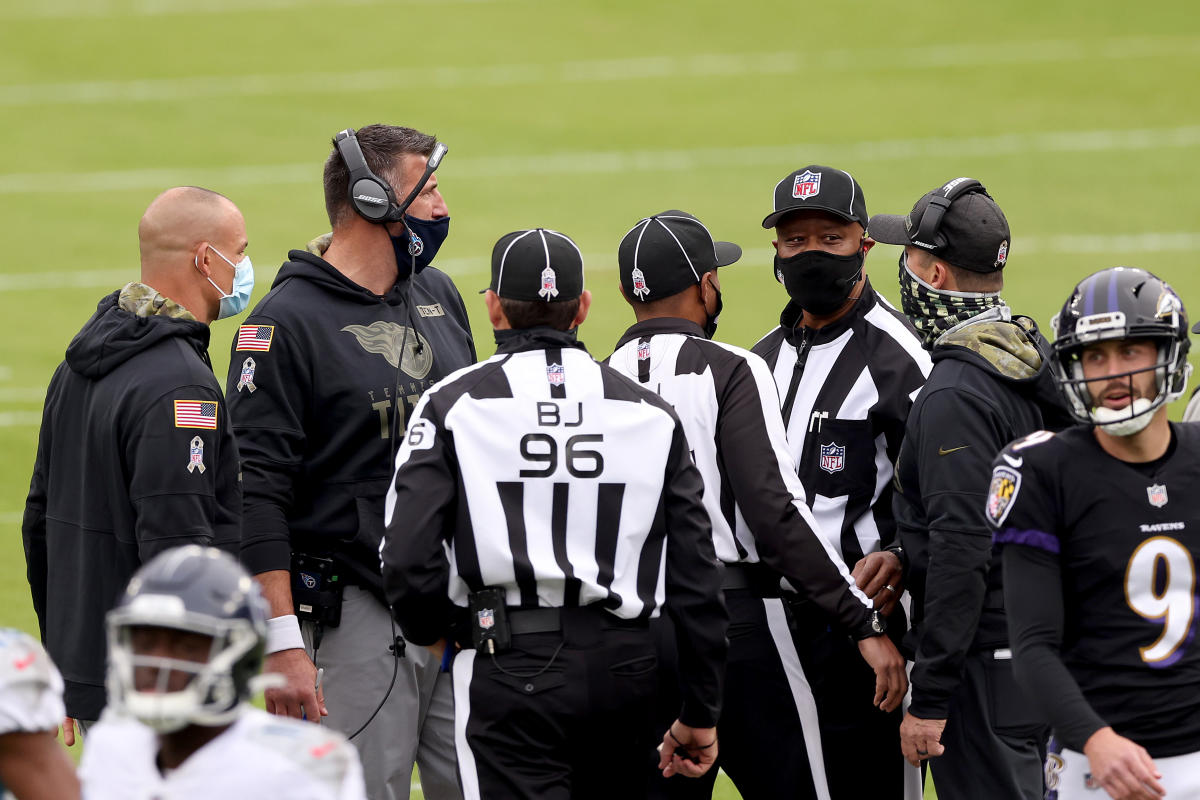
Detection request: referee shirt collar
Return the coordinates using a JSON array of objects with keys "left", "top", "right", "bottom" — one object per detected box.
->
[
  {"left": 780, "top": 276, "right": 879, "bottom": 347},
  {"left": 613, "top": 317, "right": 708, "bottom": 350}
]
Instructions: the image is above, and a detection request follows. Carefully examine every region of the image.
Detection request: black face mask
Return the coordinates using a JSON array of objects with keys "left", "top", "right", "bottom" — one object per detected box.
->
[
  {"left": 704, "top": 287, "right": 724, "bottom": 339},
  {"left": 389, "top": 215, "right": 451, "bottom": 278},
  {"left": 773, "top": 249, "right": 864, "bottom": 316}
]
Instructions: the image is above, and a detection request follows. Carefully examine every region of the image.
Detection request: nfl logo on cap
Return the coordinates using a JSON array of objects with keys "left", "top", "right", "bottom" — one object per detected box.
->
[{"left": 793, "top": 170, "right": 821, "bottom": 199}]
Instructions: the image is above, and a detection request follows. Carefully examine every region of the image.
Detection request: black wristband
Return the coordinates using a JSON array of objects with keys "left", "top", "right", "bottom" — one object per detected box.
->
[{"left": 884, "top": 543, "right": 908, "bottom": 577}]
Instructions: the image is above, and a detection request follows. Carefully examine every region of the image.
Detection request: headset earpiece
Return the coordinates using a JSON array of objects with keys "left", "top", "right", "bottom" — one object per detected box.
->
[
  {"left": 334, "top": 128, "right": 401, "bottom": 223},
  {"left": 910, "top": 177, "right": 987, "bottom": 251}
]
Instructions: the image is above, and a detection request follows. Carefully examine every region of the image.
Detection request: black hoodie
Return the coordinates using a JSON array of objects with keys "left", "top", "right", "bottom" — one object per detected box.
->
[
  {"left": 893, "top": 313, "right": 1070, "bottom": 719},
  {"left": 23, "top": 285, "right": 241, "bottom": 720},
  {"left": 225, "top": 251, "right": 475, "bottom": 597}
]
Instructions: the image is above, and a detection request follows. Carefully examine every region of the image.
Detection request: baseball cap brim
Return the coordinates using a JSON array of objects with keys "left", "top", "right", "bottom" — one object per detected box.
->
[
  {"left": 865, "top": 213, "right": 913, "bottom": 246},
  {"left": 714, "top": 240, "right": 742, "bottom": 268},
  {"left": 762, "top": 205, "right": 858, "bottom": 231}
]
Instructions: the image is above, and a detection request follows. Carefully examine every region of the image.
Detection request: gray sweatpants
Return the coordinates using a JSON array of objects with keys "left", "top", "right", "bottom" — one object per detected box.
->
[{"left": 303, "top": 585, "right": 460, "bottom": 800}]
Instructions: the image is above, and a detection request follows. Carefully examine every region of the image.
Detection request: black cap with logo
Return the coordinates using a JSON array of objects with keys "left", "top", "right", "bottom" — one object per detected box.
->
[
  {"left": 486, "top": 228, "right": 585, "bottom": 302},
  {"left": 762, "top": 165, "right": 868, "bottom": 230},
  {"left": 618, "top": 210, "right": 741, "bottom": 303},
  {"left": 868, "top": 178, "right": 1011, "bottom": 273}
]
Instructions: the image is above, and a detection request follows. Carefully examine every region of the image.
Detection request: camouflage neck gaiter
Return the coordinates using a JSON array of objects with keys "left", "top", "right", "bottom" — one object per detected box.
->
[{"left": 898, "top": 254, "right": 1005, "bottom": 348}]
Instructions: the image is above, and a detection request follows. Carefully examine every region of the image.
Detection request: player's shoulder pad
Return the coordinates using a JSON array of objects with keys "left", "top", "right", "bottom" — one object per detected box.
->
[
  {"left": 0, "top": 629, "right": 58, "bottom": 693},
  {"left": 242, "top": 710, "right": 359, "bottom": 789}
]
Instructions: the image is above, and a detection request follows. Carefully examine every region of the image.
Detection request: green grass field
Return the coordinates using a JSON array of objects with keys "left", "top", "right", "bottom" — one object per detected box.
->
[{"left": 2, "top": 1, "right": 1198, "bottom": 797}]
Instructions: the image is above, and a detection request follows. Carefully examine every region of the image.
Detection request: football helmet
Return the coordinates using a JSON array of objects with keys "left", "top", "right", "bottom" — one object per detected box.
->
[
  {"left": 1051, "top": 267, "right": 1191, "bottom": 435},
  {"left": 106, "top": 545, "right": 268, "bottom": 733}
]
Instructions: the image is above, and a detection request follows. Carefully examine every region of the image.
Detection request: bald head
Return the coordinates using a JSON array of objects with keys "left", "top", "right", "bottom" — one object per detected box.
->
[
  {"left": 139, "top": 187, "right": 241, "bottom": 264},
  {"left": 137, "top": 186, "right": 248, "bottom": 324}
]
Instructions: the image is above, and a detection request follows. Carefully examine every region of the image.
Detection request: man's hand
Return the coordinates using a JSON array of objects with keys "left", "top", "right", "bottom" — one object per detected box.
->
[
  {"left": 852, "top": 550, "right": 904, "bottom": 616},
  {"left": 855, "top": 635, "right": 907, "bottom": 712},
  {"left": 900, "top": 713, "right": 946, "bottom": 767},
  {"left": 264, "top": 647, "right": 327, "bottom": 722},
  {"left": 55, "top": 716, "right": 80, "bottom": 747},
  {"left": 1082, "top": 727, "right": 1164, "bottom": 800},
  {"left": 657, "top": 721, "right": 718, "bottom": 778}
]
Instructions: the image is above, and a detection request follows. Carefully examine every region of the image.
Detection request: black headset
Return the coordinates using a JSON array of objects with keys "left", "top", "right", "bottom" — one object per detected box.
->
[
  {"left": 908, "top": 177, "right": 989, "bottom": 251},
  {"left": 333, "top": 128, "right": 448, "bottom": 224}
]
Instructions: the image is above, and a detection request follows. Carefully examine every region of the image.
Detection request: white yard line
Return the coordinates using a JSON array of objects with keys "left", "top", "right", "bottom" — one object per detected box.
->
[
  {"left": 1, "top": 37, "right": 1198, "bottom": 105},
  {"left": 3, "top": 234, "right": 1200, "bottom": 297},
  {"left": 0, "top": 0, "right": 492, "bottom": 21},
  {"left": 2, "top": 125, "right": 1199, "bottom": 195}
]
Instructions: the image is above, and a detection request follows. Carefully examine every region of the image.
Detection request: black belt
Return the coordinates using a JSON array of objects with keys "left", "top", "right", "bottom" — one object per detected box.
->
[
  {"left": 720, "top": 562, "right": 782, "bottom": 597},
  {"left": 506, "top": 606, "right": 649, "bottom": 636},
  {"left": 509, "top": 607, "right": 563, "bottom": 635}
]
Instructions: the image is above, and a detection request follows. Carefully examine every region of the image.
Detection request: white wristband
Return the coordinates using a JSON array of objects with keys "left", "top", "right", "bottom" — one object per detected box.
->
[{"left": 266, "top": 614, "right": 305, "bottom": 654}]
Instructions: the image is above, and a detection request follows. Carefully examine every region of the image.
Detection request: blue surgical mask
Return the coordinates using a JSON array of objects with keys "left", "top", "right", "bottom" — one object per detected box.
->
[
  {"left": 201, "top": 245, "right": 254, "bottom": 319},
  {"left": 390, "top": 215, "right": 450, "bottom": 277}
]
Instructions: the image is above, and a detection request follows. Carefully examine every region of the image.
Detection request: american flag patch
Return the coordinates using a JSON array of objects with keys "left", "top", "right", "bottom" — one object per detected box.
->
[
  {"left": 174, "top": 400, "right": 218, "bottom": 429},
  {"left": 236, "top": 325, "right": 274, "bottom": 352}
]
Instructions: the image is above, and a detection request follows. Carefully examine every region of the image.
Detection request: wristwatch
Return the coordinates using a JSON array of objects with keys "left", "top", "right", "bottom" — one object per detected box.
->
[{"left": 853, "top": 609, "right": 887, "bottom": 640}]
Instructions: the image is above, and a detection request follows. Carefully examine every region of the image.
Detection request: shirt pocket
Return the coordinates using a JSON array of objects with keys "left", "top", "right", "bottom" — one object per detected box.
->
[{"left": 804, "top": 418, "right": 877, "bottom": 499}]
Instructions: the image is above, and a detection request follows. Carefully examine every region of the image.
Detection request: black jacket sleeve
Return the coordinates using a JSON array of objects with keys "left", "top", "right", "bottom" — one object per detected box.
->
[
  {"left": 224, "top": 316, "right": 308, "bottom": 575},
  {"left": 908, "top": 387, "right": 1007, "bottom": 718},
  {"left": 1003, "top": 544, "right": 1106, "bottom": 750},
  {"left": 380, "top": 394, "right": 458, "bottom": 647},
  {"left": 662, "top": 415, "right": 728, "bottom": 728},
  {"left": 717, "top": 353, "right": 872, "bottom": 634},
  {"left": 22, "top": 377, "right": 56, "bottom": 643},
  {"left": 125, "top": 384, "right": 241, "bottom": 560}
]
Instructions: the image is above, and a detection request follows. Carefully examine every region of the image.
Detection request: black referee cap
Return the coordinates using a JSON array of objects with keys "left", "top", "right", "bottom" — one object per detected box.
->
[
  {"left": 618, "top": 211, "right": 741, "bottom": 303},
  {"left": 762, "top": 165, "right": 868, "bottom": 229},
  {"left": 486, "top": 228, "right": 585, "bottom": 302}
]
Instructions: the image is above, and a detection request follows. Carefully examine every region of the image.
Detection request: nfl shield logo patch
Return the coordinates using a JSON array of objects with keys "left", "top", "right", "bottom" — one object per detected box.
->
[
  {"left": 631, "top": 266, "right": 650, "bottom": 300},
  {"left": 547, "top": 363, "right": 565, "bottom": 386},
  {"left": 1147, "top": 484, "right": 1168, "bottom": 508},
  {"left": 478, "top": 608, "right": 495, "bottom": 630},
  {"left": 538, "top": 266, "right": 559, "bottom": 300},
  {"left": 819, "top": 442, "right": 845, "bottom": 474},
  {"left": 637, "top": 341, "right": 651, "bottom": 360},
  {"left": 793, "top": 170, "right": 821, "bottom": 199}
]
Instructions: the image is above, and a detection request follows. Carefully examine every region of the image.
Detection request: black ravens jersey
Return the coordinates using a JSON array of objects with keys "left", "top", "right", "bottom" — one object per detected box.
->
[{"left": 988, "top": 423, "right": 1200, "bottom": 757}]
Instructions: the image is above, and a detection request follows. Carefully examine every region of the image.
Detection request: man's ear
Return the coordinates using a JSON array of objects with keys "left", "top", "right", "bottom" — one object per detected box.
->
[
  {"left": 485, "top": 290, "right": 509, "bottom": 330},
  {"left": 862, "top": 236, "right": 876, "bottom": 255},
  {"left": 572, "top": 291, "right": 592, "bottom": 328},
  {"left": 193, "top": 244, "right": 213, "bottom": 277}
]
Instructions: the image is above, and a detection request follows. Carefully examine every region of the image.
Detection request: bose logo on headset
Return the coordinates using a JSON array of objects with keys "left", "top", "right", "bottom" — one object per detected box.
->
[{"left": 354, "top": 193, "right": 388, "bottom": 206}]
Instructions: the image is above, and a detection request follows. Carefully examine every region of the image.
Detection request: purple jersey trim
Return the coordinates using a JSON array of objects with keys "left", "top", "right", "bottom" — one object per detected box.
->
[{"left": 994, "top": 527, "right": 1060, "bottom": 554}]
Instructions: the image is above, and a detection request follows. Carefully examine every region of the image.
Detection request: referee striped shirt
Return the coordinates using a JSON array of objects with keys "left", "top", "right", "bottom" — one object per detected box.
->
[
  {"left": 380, "top": 328, "right": 726, "bottom": 718},
  {"left": 752, "top": 279, "right": 931, "bottom": 567},
  {"left": 608, "top": 317, "right": 873, "bottom": 633}
]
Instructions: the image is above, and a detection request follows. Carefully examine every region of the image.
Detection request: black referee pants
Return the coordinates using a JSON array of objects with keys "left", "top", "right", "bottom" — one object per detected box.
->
[
  {"left": 649, "top": 590, "right": 823, "bottom": 800},
  {"left": 788, "top": 600, "right": 907, "bottom": 799},
  {"left": 452, "top": 607, "right": 659, "bottom": 800}
]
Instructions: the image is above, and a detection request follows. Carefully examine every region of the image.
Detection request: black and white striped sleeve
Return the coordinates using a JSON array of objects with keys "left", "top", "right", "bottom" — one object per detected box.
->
[
  {"left": 381, "top": 386, "right": 459, "bottom": 647},
  {"left": 711, "top": 344, "right": 873, "bottom": 632},
  {"left": 657, "top": 401, "right": 728, "bottom": 728}
]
